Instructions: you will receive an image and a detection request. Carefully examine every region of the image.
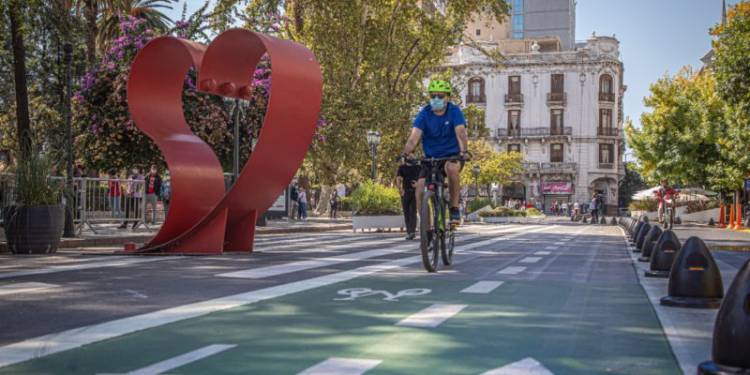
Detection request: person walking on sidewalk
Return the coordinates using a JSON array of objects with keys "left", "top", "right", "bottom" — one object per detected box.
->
[
  {"left": 329, "top": 190, "right": 339, "bottom": 219},
  {"left": 590, "top": 194, "right": 600, "bottom": 224},
  {"left": 297, "top": 186, "right": 308, "bottom": 220},
  {"left": 119, "top": 168, "right": 144, "bottom": 229},
  {"left": 161, "top": 171, "right": 172, "bottom": 216},
  {"left": 107, "top": 169, "right": 123, "bottom": 218},
  {"left": 289, "top": 183, "right": 299, "bottom": 220},
  {"left": 397, "top": 155, "right": 420, "bottom": 240},
  {"left": 144, "top": 165, "right": 162, "bottom": 224}
]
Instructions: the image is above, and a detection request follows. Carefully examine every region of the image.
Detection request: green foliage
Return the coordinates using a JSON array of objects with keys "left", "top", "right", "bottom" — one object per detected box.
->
[
  {"left": 526, "top": 207, "right": 543, "bottom": 217},
  {"left": 479, "top": 207, "right": 526, "bottom": 217},
  {"left": 466, "top": 197, "right": 493, "bottom": 213},
  {"left": 460, "top": 139, "right": 524, "bottom": 187},
  {"left": 628, "top": 199, "right": 658, "bottom": 212},
  {"left": 348, "top": 181, "right": 401, "bottom": 216},
  {"left": 618, "top": 162, "right": 648, "bottom": 209},
  {"left": 463, "top": 104, "right": 490, "bottom": 138},
  {"left": 14, "top": 146, "right": 61, "bottom": 206}
]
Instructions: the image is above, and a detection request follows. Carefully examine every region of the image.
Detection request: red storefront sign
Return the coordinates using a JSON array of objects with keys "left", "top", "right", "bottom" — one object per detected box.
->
[{"left": 542, "top": 181, "right": 572, "bottom": 194}]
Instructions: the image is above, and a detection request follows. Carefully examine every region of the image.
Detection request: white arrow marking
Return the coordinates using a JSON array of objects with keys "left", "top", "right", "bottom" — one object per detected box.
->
[
  {"left": 481, "top": 357, "right": 554, "bottom": 375},
  {"left": 298, "top": 357, "right": 382, "bottom": 375}
]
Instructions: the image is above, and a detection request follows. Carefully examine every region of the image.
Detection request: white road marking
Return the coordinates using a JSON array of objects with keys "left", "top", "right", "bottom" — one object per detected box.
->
[
  {"left": 297, "top": 357, "right": 382, "bottom": 375},
  {"left": 0, "top": 282, "right": 59, "bottom": 296},
  {"left": 519, "top": 257, "right": 542, "bottom": 264},
  {"left": 544, "top": 246, "right": 558, "bottom": 250},
  {"left": 126, "top": 344, "right": 236, "bottom": 375},
  {"left": 497, "top": 266, "right": 526, "bottom": 275},
  {"left": 0, "top": 257, "right": 171, "bottom": 280},
  {"left": 482, "top": 357, "right": 554, "bottom": 375},
  {"left": 534, "top": 251, "right": 551, "bottom": 256},
  {"left": 396, "top": 304, "right": 467, "bottom": 328},
  {"left": 554, "top": 242, "right": 565, "bottom": 245},
  {"left": 460, "top": 281, "right": 504, "bottom": 294},
  {"left": 0, "top": 224, "right": 559, "bottom": 368}
]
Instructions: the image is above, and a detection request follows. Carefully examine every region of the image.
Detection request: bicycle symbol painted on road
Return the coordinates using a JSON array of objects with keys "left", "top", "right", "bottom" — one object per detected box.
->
[{"left": 334, "top": 288, "right": 432, "bottom": 302}]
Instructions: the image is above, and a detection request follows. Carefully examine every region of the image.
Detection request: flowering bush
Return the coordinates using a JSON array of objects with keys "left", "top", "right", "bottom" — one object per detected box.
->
[{"left": 348, "top": 181, "right": 401, "bottom": 216}]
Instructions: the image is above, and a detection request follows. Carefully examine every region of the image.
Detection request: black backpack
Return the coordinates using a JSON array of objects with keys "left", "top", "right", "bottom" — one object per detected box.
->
[{"left": 290, "top": 187, "right": 299, "bottom": 202}]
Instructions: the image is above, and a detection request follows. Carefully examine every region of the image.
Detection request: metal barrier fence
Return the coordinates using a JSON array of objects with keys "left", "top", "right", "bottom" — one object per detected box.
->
[{"left": 0, "top": 174, "right": 167, "bottom": 234}]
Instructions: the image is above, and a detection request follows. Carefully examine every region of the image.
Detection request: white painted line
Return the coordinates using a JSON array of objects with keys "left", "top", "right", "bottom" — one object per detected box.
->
[
  {"left": 534, "top": 251, "right": 551, "bottom": 256},
  {"left": 298, "top": 357, "right": 382, "bottom": 375},
  {"left": 554, "top": 242, "right": 565, "bottom": 245},
  {"left": 544, "top": 246, "right": 558, "bottom": 250},
  {"left": 482, "top": 357, "right": 554, "bottom": 375},
  {"left": 460, "top": 281, "right": 504, "bottom": 294},
  {"left": 519, "top": 257, "right": 542, "bottom": 264},
  {"left": 126, "top": 344, "right": 236, "bottom": 375},
  {"left": 497, "top": 266, "right": 526, "bottom": 275},
  {"left": 0, "top": 257, "right": 171, "bottom": 280},
  {"left": 0, "top": 224, "right": 560, "bottom": 368},
  {"left": 0, "top": 282, "right": 59, "bottom": 296},
  {"left": 396, "top": 304, "right": 467, "bottom": 328}
]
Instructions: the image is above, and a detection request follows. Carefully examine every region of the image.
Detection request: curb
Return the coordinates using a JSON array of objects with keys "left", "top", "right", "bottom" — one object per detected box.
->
[{"left": 0, "top": 224, "right": 353, "bottom": 253}]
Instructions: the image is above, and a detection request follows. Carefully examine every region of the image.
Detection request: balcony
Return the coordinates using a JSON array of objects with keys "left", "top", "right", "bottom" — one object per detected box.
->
[
  {"left": 521, "top": 162, "right": 577, "bottom": 175},
  {"left": 599, "top": 92, "right": 615, "bottom": 102},
  {"left": 505, "top": 93, "right": 524, "bottom": 104},
  {"left": 599, "top": 163, "right": 614, "bottom": 169},
  {"left": 597, "top": 127, "right": 621, "bottom": 137},
  {"left": 466, "top": 94, "right": 486, "bottom": 104},
  {"left": 546, "top": 92, "right": 567, "bottom": 106},
  {"left": 495, "top": 127, "right": 572, "bottom": 138}
]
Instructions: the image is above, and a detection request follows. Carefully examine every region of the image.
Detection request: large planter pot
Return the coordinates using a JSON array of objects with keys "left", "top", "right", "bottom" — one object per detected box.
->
[
  {"left": 4, "top": 204, "right": 64, "bottom": 254},
  {"left": 352, "top": 215, "right": 405, "bottom": 231}
]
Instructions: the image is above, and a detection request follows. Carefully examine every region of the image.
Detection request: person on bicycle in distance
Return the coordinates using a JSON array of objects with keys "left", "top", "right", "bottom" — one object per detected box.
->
[
  {"left": 655, "top": 179, "right": 678, "bottom": 224},
  {"left": 402, "top": 79, "right": 469, "bottom": 224}
]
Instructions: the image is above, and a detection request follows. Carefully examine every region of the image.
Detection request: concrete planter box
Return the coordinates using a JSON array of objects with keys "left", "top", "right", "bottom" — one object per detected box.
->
[
  {"left": 481, "top": 216, "right": 543, "bottom": 224},
  {"left": 352, "top": 215, "right": 405, "bottom": 231},
  {"left": 682, "top": 207, "right": 720, "bottom": 223},
  {"left": 631, "top": 210, "right": 659, "bottom": 221},
  {"left": 466, "top": 205, "right": 493, "bottom": 222}
]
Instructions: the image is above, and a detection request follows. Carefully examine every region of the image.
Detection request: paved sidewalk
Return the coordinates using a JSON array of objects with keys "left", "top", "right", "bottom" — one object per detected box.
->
[
  {"left": 671, "top": 223, "right": 750, "bottom": 251},
  {"left": 0, "top": 217, "right": 352, "bottom": 253}
]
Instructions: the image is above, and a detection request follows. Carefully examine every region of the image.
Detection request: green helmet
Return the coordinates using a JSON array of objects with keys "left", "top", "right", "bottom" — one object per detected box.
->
[{"left": 428, "top": 79, "right": 452, "bottom": 93}]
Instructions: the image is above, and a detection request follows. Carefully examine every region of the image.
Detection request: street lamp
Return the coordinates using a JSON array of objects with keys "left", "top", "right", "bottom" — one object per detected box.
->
[
  {"left": 366, "top": 130, "right": 381, "bottom": 180},
  {"left": 62, "top": 42, "right": 76, "bottom": 238},
  {"left": 472, "top": 164, "right": 481, "bottom": 198}
]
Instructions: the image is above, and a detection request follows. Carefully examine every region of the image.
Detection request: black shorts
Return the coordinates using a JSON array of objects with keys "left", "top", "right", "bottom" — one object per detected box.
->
[{"left": 418, "top": 154, "right": 465, "bottom": 180}]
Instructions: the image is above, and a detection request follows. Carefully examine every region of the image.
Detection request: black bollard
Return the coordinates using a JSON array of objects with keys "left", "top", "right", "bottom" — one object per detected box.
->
[
  {"left": 698, "top": 259, "right": 750, "bottom": 374},
  {"left": 642, "top": 215, "right": 650, "bottom": 223},
  {"left": 634, "top": 223, "right": 652, "bottom": 253},
  {"left": 583, "top": 216, "right": 588, "bottom": 223},
  {"left": 708, "top": 217, "right": 715, "bottom": 226},
  {"left": 639, "top": 225, "right": 663, "bottom": 262},
  {"left": 611, "top": 217, "right": 617, "bottom": 225},
  {"left": 675, "top": 216, "right": 682, "bottom": 225},
  {"left": 630, "top": 221, "right": 644, "bottom": 243},
  {"left": 600, "top": 217, "right": 607, "bottom": 224},
  {"left": 660, "top": 236, "right": 723, "bottom": 308},
  {"left": 646, "top": 230, "right": 681, "bottom": 278}
]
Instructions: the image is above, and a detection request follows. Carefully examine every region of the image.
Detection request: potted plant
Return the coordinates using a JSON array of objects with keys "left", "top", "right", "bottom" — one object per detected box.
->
[
  {"left": 349, "top": 181, "right": 404, "bottom": 231},
  {"left": 3, "top": 150, "right": 64, "bottom": 254}
]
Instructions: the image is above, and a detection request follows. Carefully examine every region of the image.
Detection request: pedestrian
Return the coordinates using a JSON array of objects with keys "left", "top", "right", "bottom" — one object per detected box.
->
[
  {"left": 329, "top": 189, "right": 339, "bottom": 219},
  {"left": 143, "top": 165, "right": 162, "bottom": 224},
  {"left": 573, "top": 201, "right": 580, "bottom": 217},
  {"left": 119, "top": 168, "right": 144, "bottom": 229},
  {"left": 590, "top": 195, "right": 599, "bottom": 223},
  {"left": 297, "top": 187, "right": 308, "bottom": 220},
  {"left": 161, "top": 171, "right": 171, "bottom": 216},
  {"left": 107, "top": 169, "right": 122, "bottom": 218},
  {"left": 289, "top": 183, "right": 299, "bottom": 220},
  {"left": 561, "top": 201, "right": 569, "bottom": 216},
  {"left": 397, "top": 155, "right": 420, "bottom": 240}
]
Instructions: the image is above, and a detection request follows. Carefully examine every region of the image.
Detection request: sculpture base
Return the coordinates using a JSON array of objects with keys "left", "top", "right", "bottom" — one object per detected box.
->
[
  {"left": 698, "top": 361, "right": 750, "bottom": 374},
  {"left": 660, "top": 296, "right": 722, "bottom": 309}
]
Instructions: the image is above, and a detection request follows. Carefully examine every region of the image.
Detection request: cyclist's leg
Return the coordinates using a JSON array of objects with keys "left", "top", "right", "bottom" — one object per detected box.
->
[
  {"left": 415, "top": 177, "right": 426, "bottom": 218},
  {"left": 445, "top": 161, "right": 461, "bottom": 209}
]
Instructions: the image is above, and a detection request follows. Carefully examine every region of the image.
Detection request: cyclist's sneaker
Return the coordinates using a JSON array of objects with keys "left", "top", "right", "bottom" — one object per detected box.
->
[
  {"left": 449, "top": 207, "right": 461, "bottom": 223},
  {"left": 405, "top": 233, "right": 416, "bottom": 240}
]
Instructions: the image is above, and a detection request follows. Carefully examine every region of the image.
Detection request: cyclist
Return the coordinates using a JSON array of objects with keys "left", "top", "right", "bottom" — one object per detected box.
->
[
  {"left": 402, "top": 79, "right": 469, "bottom": 224},
  {"left": 655, "top": 179, "right": 678, "bottom": 224}
]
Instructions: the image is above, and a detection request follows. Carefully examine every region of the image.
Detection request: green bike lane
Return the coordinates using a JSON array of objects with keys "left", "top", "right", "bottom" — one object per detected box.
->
[{"left": 2, "top": 227, "right": 681, "bottom": 374}]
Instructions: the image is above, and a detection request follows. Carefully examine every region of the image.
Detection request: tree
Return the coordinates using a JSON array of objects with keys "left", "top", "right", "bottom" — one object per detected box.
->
[
  {"left": 212, "top": 0, "right": 509, "bottom": 186},
  {"left": 710, "top": 1, "right": 750, "bottom": 192},
  {"left": 463, "top": 104, "right": 490, "bottom": 138},
  {"left": 6, "top": 0, "right": 33, "bottom": 159},
  {"left": 97, "top": 0, "right": 175, "bottom": 49},
  {"left": 618, "top": 162, "right": 648, "bottom": 209},
  {"left": 626, "top": 68, "right": 724, "bottom": 189},
  {"left": 460, "top": 139, "right": 523, "bottom": 194}
]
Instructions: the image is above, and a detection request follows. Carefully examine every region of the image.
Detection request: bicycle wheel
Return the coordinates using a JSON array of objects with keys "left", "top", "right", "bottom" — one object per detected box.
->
[
  {"left": 420, "top": 191, "right": 440, "bottom": 272},
  {"left": 441, "top": 227, "right": 455, "bottom": 265},
  {"left": 667, "top": 207, "right": 674, "bottom": 230}
]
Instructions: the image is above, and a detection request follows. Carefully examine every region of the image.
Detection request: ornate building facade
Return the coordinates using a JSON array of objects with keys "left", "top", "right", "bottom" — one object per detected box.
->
[{"left": 446, "top": 34, "right": 626, "bottom": 214}]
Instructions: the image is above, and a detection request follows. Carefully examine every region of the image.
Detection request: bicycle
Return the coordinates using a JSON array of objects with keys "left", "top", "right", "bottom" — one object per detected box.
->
[
  {"left": 663, "top": 198, "right": 675, "bottom": 230},
  {"left": 418, "top": 155, "right": 464, "bottom": 273}
]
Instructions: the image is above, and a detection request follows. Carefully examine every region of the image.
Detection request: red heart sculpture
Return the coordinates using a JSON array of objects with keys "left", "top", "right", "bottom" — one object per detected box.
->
[{"left": 126, "top": 29, "right": 322, "bottom": 254}]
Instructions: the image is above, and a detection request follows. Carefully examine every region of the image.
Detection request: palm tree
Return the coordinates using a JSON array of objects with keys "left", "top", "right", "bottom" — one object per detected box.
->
[{"left": 98, "top": 0, "right": 175, "bottom": 48}]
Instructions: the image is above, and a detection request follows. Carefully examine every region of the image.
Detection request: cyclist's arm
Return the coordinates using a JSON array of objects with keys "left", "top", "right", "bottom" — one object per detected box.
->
[
  {"left": 403, "top": 127, "right": 422, "bottom": 155},
  {"left": 455, "top": 124, "right": 468, "bottom": 153}
]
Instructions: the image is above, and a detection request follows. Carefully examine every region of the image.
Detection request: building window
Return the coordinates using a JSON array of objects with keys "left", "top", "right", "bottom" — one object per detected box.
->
[
  {"left": 599, "top": 74, "right": 614, "bottom": 101},
  {"left": 467, "top": 77, "right": 485, "bottom": 103},
  {"left": 476, "top": 29, "right": 481, "bottom": 36},
  {"left": 508, "top": 144, "right": 521, "bottom": 153},
  {"left": 599, "top": 109, "right": 612, "bottom": 130},
  {"left": 551, "top": 143, "right": 564, "bottom": 163},
  {"left": 511, "top": 0, "right": 524, "bottom": 39},
  {"left": 508, "top": 110, "right": 521, "bottom": 135},
  {"left": 509, "top": 76, "right": 521, "bottom": 94},
  {"left": 599, "top": 144, "right": 614, "bottom": 164},
  {"left": 551, "top": 109, "right": 563, "bottom": 134},
  {"left": 551, "top": 74, "right": 564, "bottom": 93}
]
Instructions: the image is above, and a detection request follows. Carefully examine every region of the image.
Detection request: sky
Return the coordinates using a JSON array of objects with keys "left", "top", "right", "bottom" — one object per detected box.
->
[{"left": 166, "top": 0, "right": 737, "bottom": 133}]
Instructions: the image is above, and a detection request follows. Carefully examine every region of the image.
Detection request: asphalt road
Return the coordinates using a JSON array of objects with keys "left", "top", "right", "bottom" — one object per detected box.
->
[{"left": 0, "top": 222, "right": 746, "bottom": 374}]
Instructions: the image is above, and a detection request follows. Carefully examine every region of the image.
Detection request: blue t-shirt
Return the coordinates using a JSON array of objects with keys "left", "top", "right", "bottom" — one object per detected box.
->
[{"left": 412, "top": 102, "right": 466, "bottom": 157}]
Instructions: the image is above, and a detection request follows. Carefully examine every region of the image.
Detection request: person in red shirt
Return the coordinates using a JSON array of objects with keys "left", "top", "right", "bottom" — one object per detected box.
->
[
  {"left": 107, "top": 169, "right": 122, "bottom": 218},
  {"left": 144, "top": 165, "right": 162, "bottom": 224},
  {"left": 654, "top": 179, "right": 678, "bottom": 224}
]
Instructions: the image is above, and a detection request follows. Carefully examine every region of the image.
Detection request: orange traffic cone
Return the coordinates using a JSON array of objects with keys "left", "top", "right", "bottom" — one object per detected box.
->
[
  {"left": 718, "top": 204, "right": 725, "bottom": 228},
  {"left": 735, "top": 204, "right": 742, "bottom": 230},
  {"left": 728, "top": 204, "right": 735, "bottom": 230}
]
